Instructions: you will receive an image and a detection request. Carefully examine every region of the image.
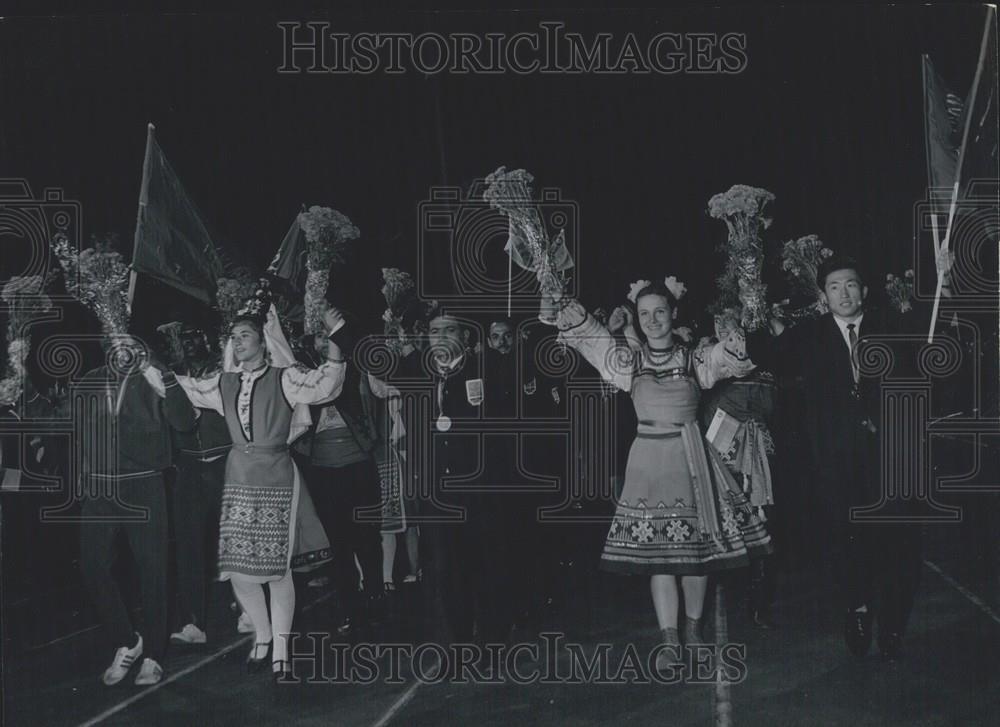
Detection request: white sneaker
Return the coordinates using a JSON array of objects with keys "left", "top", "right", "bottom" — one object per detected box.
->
[
  {"left": 102, "top": 634, "right": 143, "bottom": 685},
  {"left": 134, "top": 658, "right": 163, "bottom": 686},
  {"left": 170, "top": 623, "right": 207, "bottom": 644},
  {"left": 237, "top": 612, "right": 254, "bottom": 634}
]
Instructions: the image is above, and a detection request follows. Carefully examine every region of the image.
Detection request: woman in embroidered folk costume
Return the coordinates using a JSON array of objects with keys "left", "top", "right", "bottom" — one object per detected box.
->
[
  {"left": 699, "top": 307, "right": 783, "bottom": 629},
  {"left": 542, "top": 276, "right": 771, "bottom": 667},
  {"left": 172, "top": 303, "right": 346, "bottom": 679}
]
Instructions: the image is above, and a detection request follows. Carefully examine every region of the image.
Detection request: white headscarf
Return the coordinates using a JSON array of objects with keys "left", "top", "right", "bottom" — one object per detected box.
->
[{"left": 224, "top": 304, "right": 313, "bottom": 444}]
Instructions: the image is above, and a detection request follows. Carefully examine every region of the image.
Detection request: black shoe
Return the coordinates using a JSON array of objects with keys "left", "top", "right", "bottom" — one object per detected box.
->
[
  {"left": 844, "top": 610, "right": 873, "bottom": 657},
  {"left": 246, "top": 642, "right": 272, "bottom": 674},
  {"left": 878, "top": 630, "right": 902, "bottom": 662},
  {"left": 272, "top": 660, "right": 293, "bottom": 684}
]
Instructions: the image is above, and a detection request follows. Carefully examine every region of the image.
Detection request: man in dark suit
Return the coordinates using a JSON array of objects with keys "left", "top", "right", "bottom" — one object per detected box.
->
[
  {"left": 391, "top": 309, "right": 502, "bottom": 647},
  {"left": 782, "top": 254, "right": 952, "bottom": 661}
]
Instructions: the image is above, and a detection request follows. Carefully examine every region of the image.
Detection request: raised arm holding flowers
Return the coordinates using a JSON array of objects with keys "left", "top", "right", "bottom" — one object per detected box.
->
[
  {"left": 296, "top": 205, "right": 360, "bottom": 335},
  {"left": 483, "top": 166, "right": 574, "bottom": 308}
]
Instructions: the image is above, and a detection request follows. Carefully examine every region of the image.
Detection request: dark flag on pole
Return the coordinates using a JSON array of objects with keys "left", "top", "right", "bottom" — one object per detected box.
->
[
  {"left": 953, "top": 8, "right": 998, "bottom": 204},
  {"left": 264, "top": 207, "right": 308, "bottom": 322},
  {"left": 129, "top": 123, "right": 223, "bottom": 307},
  {"left": 922, "top": 54, "right": 965, "bottom": 212},
  {"left": 924, "top": 6, "right": 999, "bottom": 341},
  {"left": 266, "top": 207, "right": 308, "bottom": 294}
]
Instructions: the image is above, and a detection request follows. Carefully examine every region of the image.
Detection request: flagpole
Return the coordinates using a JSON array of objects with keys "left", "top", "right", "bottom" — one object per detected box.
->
[
  {"left": 928, "top": 181, "right": 958, "bottom": 343},
  {"left": 922, "top": 56, "right": 942, "bottom": 262},
  {"left": 928, "top": 7, "right": 994, "bottom": 343},
  {"left": 128, "top": 122, "right": 156, "bottom": 319}
]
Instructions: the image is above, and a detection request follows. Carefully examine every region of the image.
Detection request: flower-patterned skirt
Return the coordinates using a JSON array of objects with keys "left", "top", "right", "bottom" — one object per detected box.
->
[{"left": 600, "top": 423, "right": 772, "bottom": 575}]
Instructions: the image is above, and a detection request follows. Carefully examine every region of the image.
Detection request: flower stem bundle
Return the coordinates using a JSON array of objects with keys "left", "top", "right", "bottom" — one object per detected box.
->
[
  {"left": 0, "top": 275, "right": 53, "bottom": 406},
  {"left": 297, "top": 206, "right": 360, "bottom": 333},
  {"left": 52, "top": 233, "right": 130, "bottom": 337},
  {"left": 707, "top": 185, "right": 776, "bottom": 332},
  {"left": 484, "top": 166, "right": 571, "bottom": 298}
]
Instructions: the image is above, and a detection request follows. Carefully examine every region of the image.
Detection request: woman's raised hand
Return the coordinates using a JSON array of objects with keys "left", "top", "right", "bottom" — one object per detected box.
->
[
  {"left": 608, "top": 306, "right": 632, "bottom": 333},
  {"left": 322, "top": 305, "right": 345, "bottom": 335}
]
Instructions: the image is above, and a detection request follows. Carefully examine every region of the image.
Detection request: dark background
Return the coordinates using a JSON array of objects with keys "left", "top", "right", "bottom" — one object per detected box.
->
[
  {"left": 0, "top": 6, "right": 998, "bottom": 699},
  {"left": 0, "top": 5, "right": 992, "bottom": 334}
]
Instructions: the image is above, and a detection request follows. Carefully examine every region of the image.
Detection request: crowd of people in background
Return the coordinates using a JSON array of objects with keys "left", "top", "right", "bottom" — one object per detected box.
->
[{"left": 1, "top": 248, "right": 963, "bottom": 688}]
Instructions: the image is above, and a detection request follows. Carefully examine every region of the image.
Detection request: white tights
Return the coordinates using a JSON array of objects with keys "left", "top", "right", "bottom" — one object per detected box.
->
[{"left": 230, "top": 571, "right": 296, "bottom": 665}]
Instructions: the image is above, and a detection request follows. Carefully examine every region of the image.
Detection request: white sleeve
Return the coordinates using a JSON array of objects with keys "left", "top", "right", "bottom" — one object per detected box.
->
[
  {"left": 692, "top": 335, "right": 757, "bottom": 390},
  {"left": 556, "top": 301, "right": 635, "bottom": 392},
  {"left": 174, "top": 372, "right": 225, "bottom": 415},
  {"left": 280, "top": 361, "right": 348, "bottom": 406},
  {"left": 367, "top": 373, "right": 400, "bottom": 399}
]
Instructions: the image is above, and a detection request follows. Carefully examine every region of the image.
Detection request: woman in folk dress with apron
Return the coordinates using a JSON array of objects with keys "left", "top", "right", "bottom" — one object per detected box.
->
[
  {"left": 543, "top": 279, "right": 772, "bottom": 669},
  {"left": 175, "top": 306, "right": 347, "bottom": 679}
]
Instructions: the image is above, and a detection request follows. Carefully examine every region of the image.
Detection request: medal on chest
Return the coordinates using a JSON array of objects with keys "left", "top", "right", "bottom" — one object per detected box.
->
[{"left": 465, "top": 378, "right": 484, "bottom": 406}]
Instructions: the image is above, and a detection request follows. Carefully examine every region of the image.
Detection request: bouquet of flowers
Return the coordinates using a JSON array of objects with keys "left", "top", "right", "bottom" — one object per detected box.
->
[
  {"left": 885, "top": 269, "right": 915, "bottom": 313},
  {"left": 297, "top": 206, "right": 360, "bottom": 334},
  {"left": 52, "top": 233, "right": 130, "bottom": 336},
  {"left": 483, "top": 166, "right": 574, "bottom": 299},
  {"left": 708, "top": 185, "right": 775, "bottom": 332},
  {"left": 770, "top": 234, "right": 835, "bottom": 323},
  {"left": 781, "top": 234, "right": 832, "bottom": 300},
  {"left": 381, "top": 267, "right": 416, "bottom": 354},
  {"left": 0, "top": 275, "right": 53, "bottom": 407},
  {"left": 216, "top": 268, "right": 258, "bottom": 330},
  {"left": 0, "top": 340, "right": 28, "bottom": 407},
  {"left": 380, "top": 268, "right": 437, "bottom": 354}
]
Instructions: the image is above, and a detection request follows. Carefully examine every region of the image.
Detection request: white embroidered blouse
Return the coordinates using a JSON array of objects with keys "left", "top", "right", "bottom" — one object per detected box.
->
[
  {"left": 553, "top": 299, "right": 755, "bottom": 391},
  {"left": 173, "top": 361, "right": 347, "bottom": 437}
]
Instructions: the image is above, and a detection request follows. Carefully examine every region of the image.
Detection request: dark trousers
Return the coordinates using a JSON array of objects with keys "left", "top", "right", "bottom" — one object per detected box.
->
[
  {"left": 827, "top": 515, "right": 923, "bottom": 633},
  {"left": 818, "top": 452, "right": 923, "bottom": 636},
  {"left": 306, "top": 459, "right": 382, "bottom": 605},
  {"left": 170, "top": 455, "right": 225, "bottom": 629},
  {"left": 425, "top": 493, "right": 521, "bottom": 645},
  {"left": 80, "top": 473, "right": 168, "bottom": 661}
]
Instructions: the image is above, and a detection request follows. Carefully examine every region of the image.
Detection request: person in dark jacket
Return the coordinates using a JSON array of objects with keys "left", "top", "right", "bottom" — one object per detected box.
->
[
  {"left": 295, "top": 309, "right": 386, "bottom": 637},
  {"left": 389, "top": 309, "right": 499, "bottom": 646},
  {"left": 481, "top": 317, "right": 537, "bottom": 637},
  {"left": 77, "top": 334, "right": 197, "bottom": 686},
  {"left": 700, "top": 313, "right": 781, "bottom": 630},
  {"left": 778, "top": 253, "right": 954, "bottom": 661},
  {"left": 166, "top": 323, "right": 232, "bottom": 645}
]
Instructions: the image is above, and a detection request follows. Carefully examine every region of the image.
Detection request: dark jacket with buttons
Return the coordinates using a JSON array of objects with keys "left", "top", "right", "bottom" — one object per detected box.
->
[{"left": 395, "top": 351, "right": 485, "bottom": 511}]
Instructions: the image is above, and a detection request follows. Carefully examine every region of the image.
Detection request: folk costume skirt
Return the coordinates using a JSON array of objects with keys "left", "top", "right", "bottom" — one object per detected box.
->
[{"left": 600, "top": 421, "right": 772, "bottom": 576}]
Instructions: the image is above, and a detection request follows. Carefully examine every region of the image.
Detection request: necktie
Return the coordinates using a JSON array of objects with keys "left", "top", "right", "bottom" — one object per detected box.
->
[{"left": 846, "top": 323, "right": 859, "bottom": 383}]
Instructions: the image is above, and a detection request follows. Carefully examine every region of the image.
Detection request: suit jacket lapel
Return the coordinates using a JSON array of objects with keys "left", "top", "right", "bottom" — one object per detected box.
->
[{"left": 823, "top": 314, "right": 856, "bottom": 390}]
